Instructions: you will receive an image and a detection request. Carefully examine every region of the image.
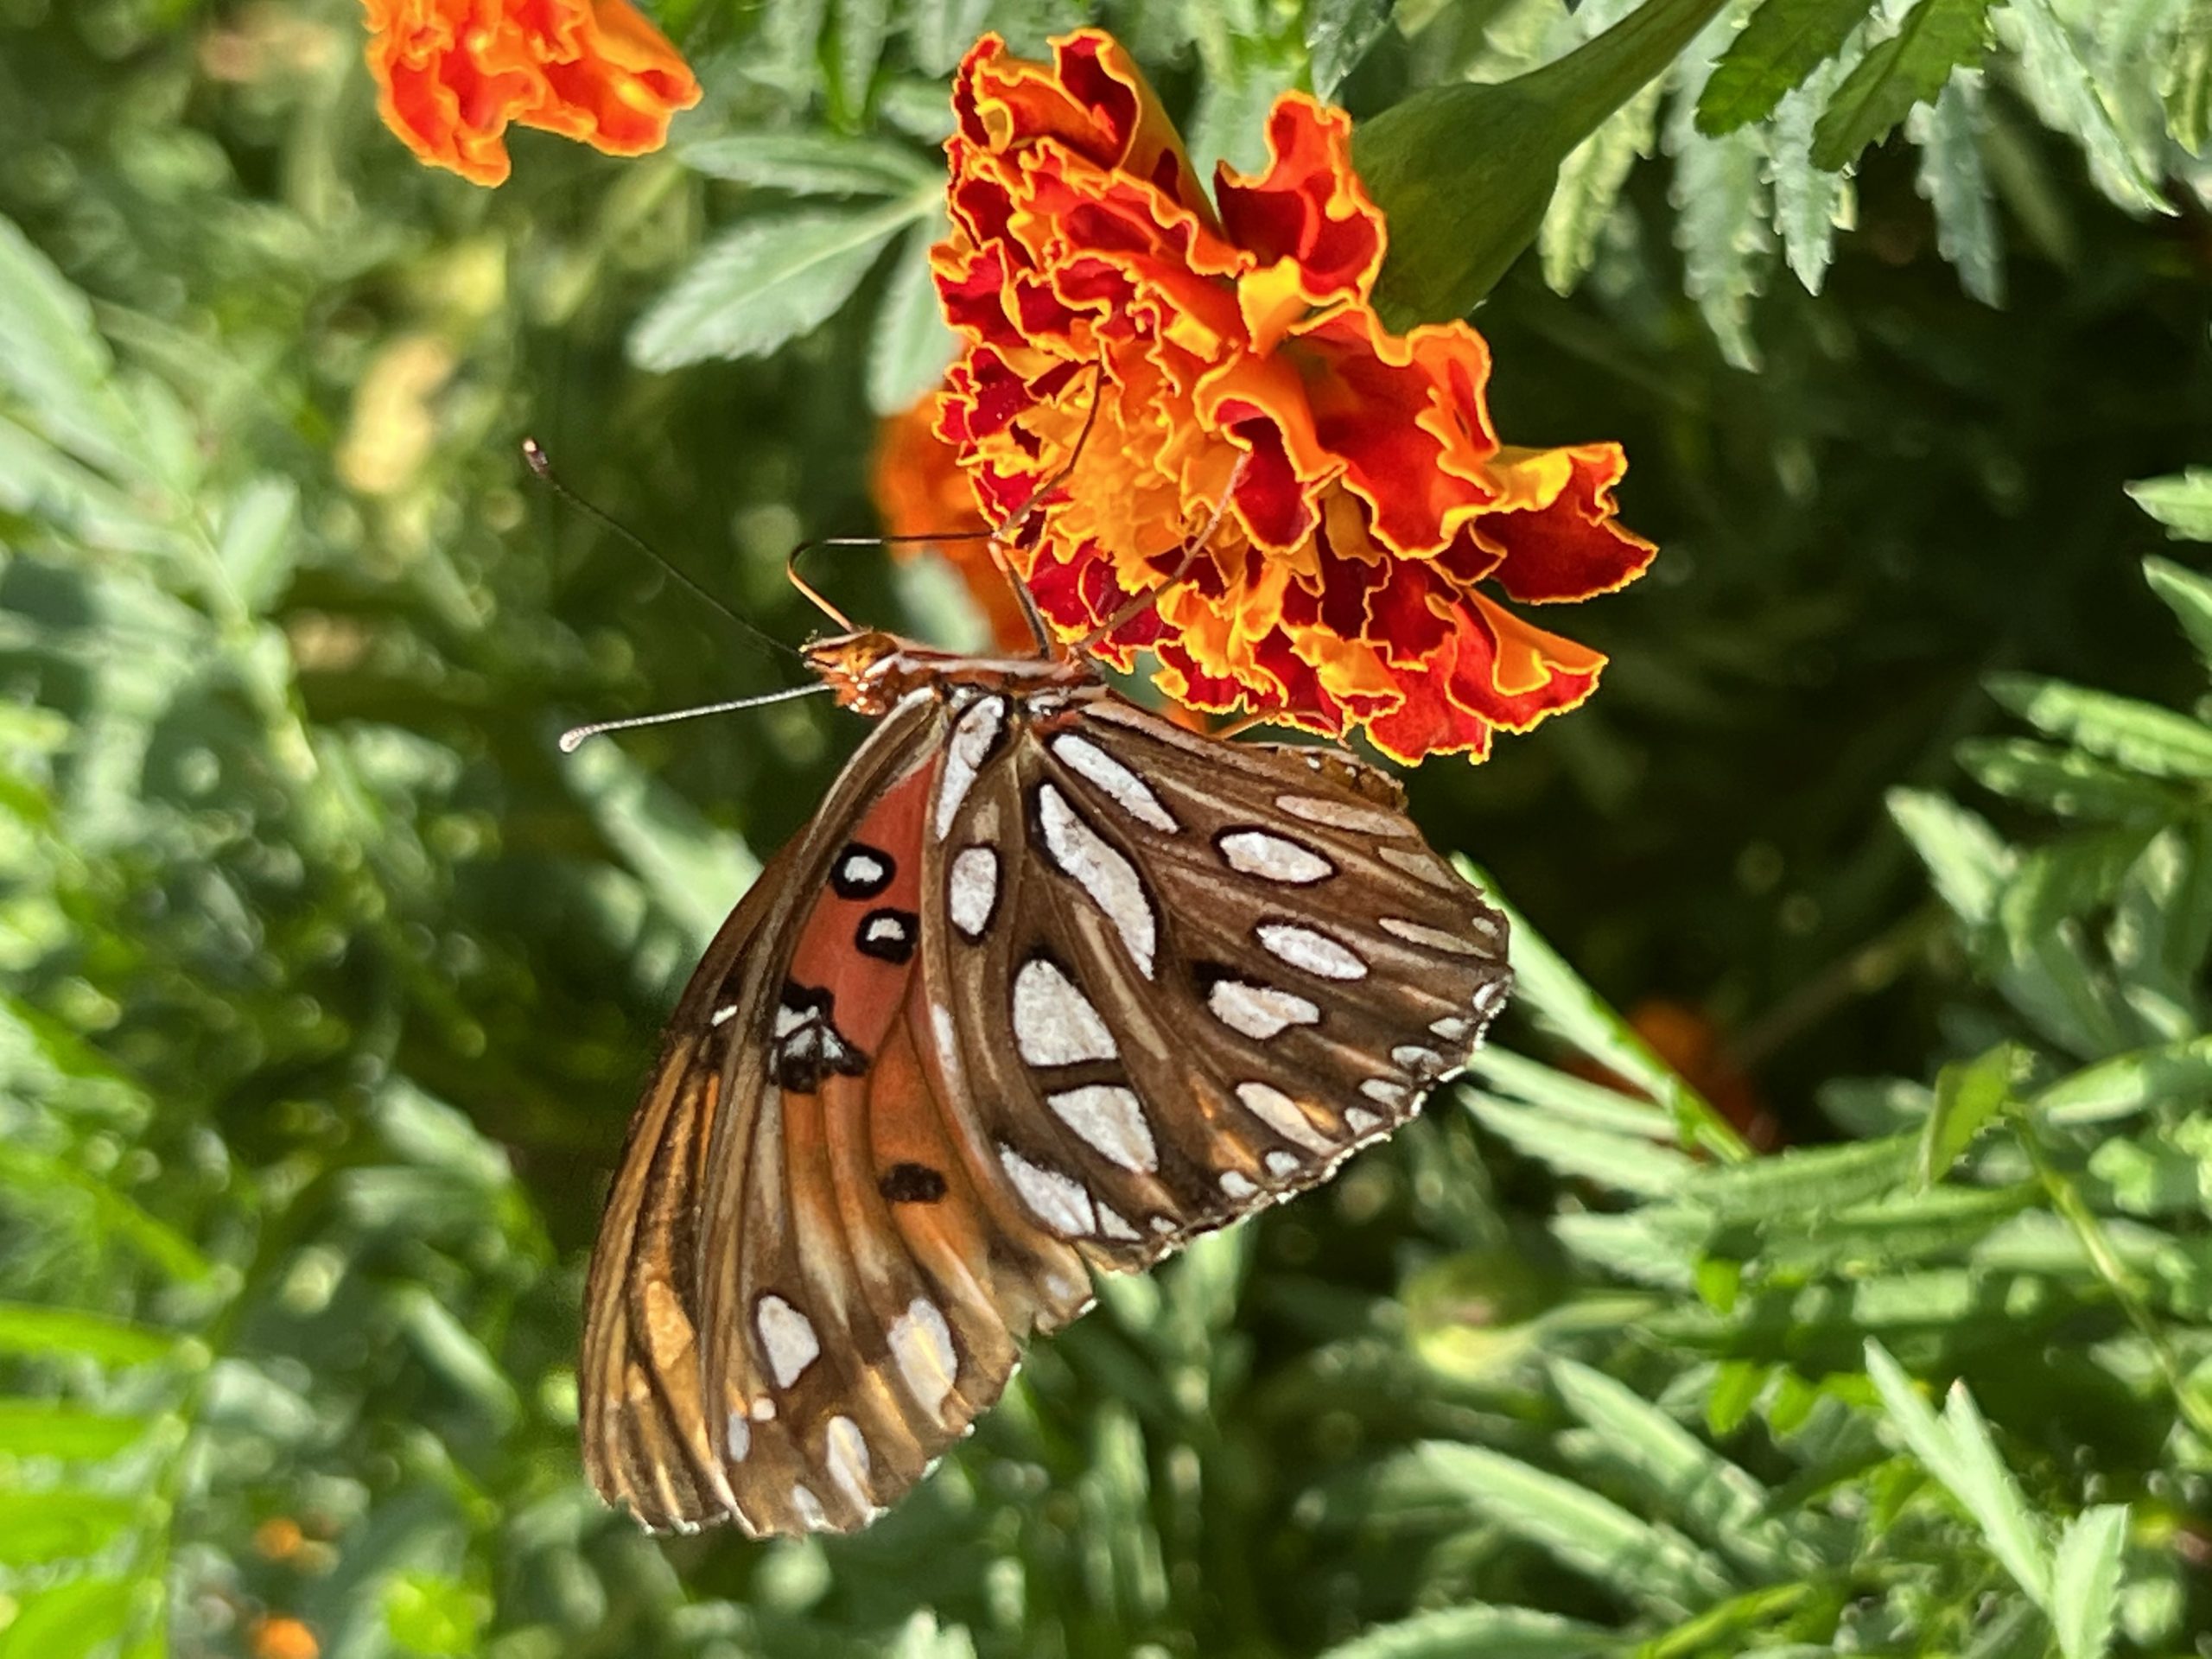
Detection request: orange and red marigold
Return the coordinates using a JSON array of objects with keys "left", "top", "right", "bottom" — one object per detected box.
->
[
  {"left": 362, "top": 0, "right": 699, "bottom": 187},
  {"left": 929, "top": 30, "right": 1656, "bottom": 762}
]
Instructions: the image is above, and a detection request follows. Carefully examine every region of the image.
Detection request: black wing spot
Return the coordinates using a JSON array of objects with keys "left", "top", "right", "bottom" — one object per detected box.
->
[
  {"left": 879, "top": 1163, "right": 948, "bottom": 1204},
  {"left": 773, "top": 981, "right": 869, "bottom": 1093},
  {"left": 832, "top": 843, "right": 895, "bottom": 899},
  {"left": 855, "top": 906, "right": 919, "bottom": 964}
]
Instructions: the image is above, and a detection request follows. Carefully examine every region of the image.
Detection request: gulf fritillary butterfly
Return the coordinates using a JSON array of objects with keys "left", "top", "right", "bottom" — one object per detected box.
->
[{"left": 578, "top": 626, "right": 1511, "bottom": 1536}]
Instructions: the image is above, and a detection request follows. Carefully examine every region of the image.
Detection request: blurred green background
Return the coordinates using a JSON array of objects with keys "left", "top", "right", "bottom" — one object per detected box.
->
[{"left": 4, "top": 0, "right": 2212, "bottom": 1655}]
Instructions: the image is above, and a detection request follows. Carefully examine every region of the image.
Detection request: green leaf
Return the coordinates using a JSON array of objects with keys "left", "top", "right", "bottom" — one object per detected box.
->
[
  {"left": 1404, "top": 1441, "right": 1736, "bottom": 1612},
  {"left": 1918, "top": 1043, "right": 2023, "bottom": 1187},
  {"left": 680, "top": 134, "right": 938, "bottom": 196},
  {"left": 0, "top": 1302, "right": 180, "bottom": 1367},
  {"left": 2142, "top": 556, "right": 2212, "bottom": 672},
  {"left": 1319, "top": 1603, "right": 1618, "bottom": 1659},
  {"left": 1957, "top": 738, "right": 2183, "bottom": 823},
  {"left": 213, "top": 476, "right": 299, "bottom": 618},
  {"left": 1697, "top": 0, "right": 1878, "bottom": 133},
  {"left": 1890, "top": 788, "right": 2012, "bottom": 925},
  {"left": 2050, "top": 1505, "right": 2128, "bottom": 1659},
  {"left": 1359, "top": 0, "right": 1735, "bottom": 321},
  {"left": 0, "top": 1400, "right": 150, "bottom": 1459},
  {"left": 0, "top": 1491, "right": 137, "bottom": 1564},
  {"left": 2031, "top": 1035, "right": 2212, "bottom": 1126},
  {"left": 1549, "top": 1359, "right": 1804, "bottom": 1578},
  {"left": 629, "top": 200, "right": 925, "bottom": 372},
  {"left": 831, "top": 0, "right": 893, "bottom": 119},
  {"left": 866, "top": 219, "right": 957, "bottom": 417},
  {"left": 1865, "top": 1341, "right": 2052, "bottom": 1608},
  {"left": 1811, "top": 0, "right": 1996, "bottom": 170},
  {"left": 0, "top": 1575, "right": 133, "bottom": 1659},
  {"left": 1541, "top": 70, "right": 1662, "bottom": 295},
  {"left": 1998, "top": 0, "right": 2174, "bottom": 216},
  {"left": 1909, "top": 74, "right": 2003, "bottom": 305},
  {"left": 1986, "top": 674, "right": 2212, "bottom": 779},
  {"left": 1465, "top": 1046, "right": 1677, "bottom": 1138},
  {"left": 2164, "top": 0, "right": 2212, "bottom": 153},
  {"left": 1686, "top": 1133, "right": 1918, "bottom": 1222},
  {"left": 0, "top": 1144, "right": 213, "bottom": 1283},
  {"left": 1308, "top": 0, "right": 1397, "bottom": 101},
  {"left": 1770, "top": 54, "right": 1857, "bottom": 292},
  {"left": 0, "top": 213, "right": 139, "bottom": 480},
  {"left": 1465, "top": 1090, "right": 1696, "bottom": 1196},
  {"left": 1669, "top": 13, "right": 1774, "bottom": 371},
  {"left": 907, "top": 0, "right": 995, "bottom": 78},
  {"left": 2126, "top": 469, "right": 2212, "bottom": 541}
]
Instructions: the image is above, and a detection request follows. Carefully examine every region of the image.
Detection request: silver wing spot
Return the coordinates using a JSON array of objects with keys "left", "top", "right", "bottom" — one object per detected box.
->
[
  {"left": 1050, "top": 732, "right": 1179, "bottom": 831},
  {"left": 1046, "top": 1083, "right": 1158, "bottom": 1173},
  {"left": 935, "top": 696, "right": 1007, "bottom": 838},
  {"left": 1097, "top": 1203, "right": 1142, "bottom": 1240},
  {"left": 726, "top": 1410, "right": 751, "bottom": 1463},
  {"left": 1264, "top": 1151, "right": 1300, "bottom": 1178},
  {"left": 949, "top": 845, "right": 999, "bottom": 940},
  {"left": 888, "top": 1298, "right": 957, "bottom": 1423},
  {"left": 1430, "top": 1015, "right": 1471, "bottom": 1042},
  {"left": 1360, "top": 1077, "right": 1408, "bottom": 1107},
  {"left": 1216, "top": 828, "right": 1333, "bottom": 884},
  {"left": 1235, "top": 1081, "right": 1338, "bottom": 1154},
  {"left": 1037, "top": 783, "right": 1157, "bottom": 977},
  {"left": 755, "top": 1294, "right": 821, "bottom": 1389},
  {"left": 1344, "top": 1107, "right": 1383, "bottom": 1135},
  {"left": 1273, "top": 793, "right": 1413, "bottom": 837},
  {"left": 791, "top": 1484, "right": 829, "bottom": 1530},
  {"left": 1012, "top": 957, "right": 1118, "bottom": 1065},
  {"left": 1256, "top": 922, "right": 1368, "bottom": 981},
  {"left": 824, "top": 1415, "right": 873, "bottom": 1513},
  {"left": 1392, "top": 1044, "right": 1444, "bottom": 1074},
  {"left": 999, "top": 1144, "right": 1097, "bottom": 1236},
  {"left": 1219, "top": 1170, "right": 1261, "bottom": 1200},
  {"left": 1377, "top": 844, "right": 1459, "bottom": 888},
  {"left": 1206, "top": 979, "right": 1322, "bottom": 1040},
  {"left": 1379, "top": 915, "right": 1487, "bottom": 956}
]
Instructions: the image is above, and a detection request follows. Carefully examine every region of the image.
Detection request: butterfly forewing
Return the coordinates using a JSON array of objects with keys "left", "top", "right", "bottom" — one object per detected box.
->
[{"left": 582, "top": 659, "right": 1510, "bottom": 1539}]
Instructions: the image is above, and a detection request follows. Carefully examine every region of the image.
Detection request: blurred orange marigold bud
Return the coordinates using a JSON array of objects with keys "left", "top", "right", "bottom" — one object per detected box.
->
[
  {"left": 361, "top": 0, "right": 700, "bottom": 187},
  {"left": 933, "top": 30, "right": 1656, "bottom": 762},
  {"left": 249, "top": 1615, "right": 321, "bottom": 1659},
  {"left": 869, "top": 394, "right": 1038, "bottom": 653}
]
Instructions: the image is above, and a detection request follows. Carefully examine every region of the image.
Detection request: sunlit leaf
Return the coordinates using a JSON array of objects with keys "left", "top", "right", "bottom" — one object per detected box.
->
[
  {"left": 1811, "top": 0, "right": 1997, "bottom": 169},
  {"left": 1697, "top": 0, "right": 1878, "bottom": 133}
]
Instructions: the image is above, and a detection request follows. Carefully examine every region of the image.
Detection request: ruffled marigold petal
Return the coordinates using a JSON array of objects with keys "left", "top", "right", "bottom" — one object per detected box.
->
[
  {"left": 934, "top": 29, "right": 1655, "bottom": 763},
  {"left": 361, "top": 0, "right": 699, "bottom": 187}
]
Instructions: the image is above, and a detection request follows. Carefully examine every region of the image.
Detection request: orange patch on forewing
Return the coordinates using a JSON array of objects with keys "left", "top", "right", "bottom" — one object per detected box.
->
[{"left": 787, "top": 758, "right": 932, "bottom": 1054}]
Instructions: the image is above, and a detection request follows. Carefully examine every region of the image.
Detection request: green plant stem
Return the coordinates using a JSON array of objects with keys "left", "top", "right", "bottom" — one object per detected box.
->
[{"left": 2016, "top": 1120, "right": 2212, "bottom": 1443}]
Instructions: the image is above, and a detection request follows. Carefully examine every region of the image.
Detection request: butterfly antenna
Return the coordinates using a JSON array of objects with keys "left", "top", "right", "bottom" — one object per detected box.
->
[
  {"left": 558, "top": 681, "right": 834, "bottom": 753},
  {"left": 524, "top": 437, "right": 800, "bottom": 663}
]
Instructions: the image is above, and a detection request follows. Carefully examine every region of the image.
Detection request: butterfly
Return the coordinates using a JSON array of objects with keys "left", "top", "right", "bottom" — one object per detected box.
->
[{"left": 577, "top": 626, "right": 1511, "bottom": 1536}]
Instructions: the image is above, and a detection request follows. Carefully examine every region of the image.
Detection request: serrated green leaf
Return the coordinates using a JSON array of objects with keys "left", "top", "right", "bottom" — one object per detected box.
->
[
  {"left": 680, "top": 134, "right": 938, "bottom": 196},
  {"left": 1669, "top": 10, "right": 1774, "bottom": 370},
  {"left": 1909, "top": 73, "right": 2003, "bottom": 303},
  {"left": 0, "top": 1302, "right": 179, "bottom": 1367},
  {"left": 2126, "top": 469, "right": 2212, "bottom": 541},
  {"left": 0, "top": 1401, "right": 150, "bottom": 1459},
  {"left": 1770, "top": 54, "right": 1857, "bottom": 291},
  {"left": 1986, "top": 674, "right": 2212, "bottom": 779},
  {"left": 2142, "top": 556, "right": 2212, "bottom": 675},
  {"left": 1698, "top": 0, "right": 1878, "bottom": 133},
  {"left": 867, "top": 219, "right": 957, "bottom": 417},
  {"left": 1318, "top": 1603, "right": 1617, "bottom": 1659},
  {"left": 1308, "top": 0, "right": 1397, "bottom": 101},
  {"left": 0, "top": 214, "right": 140, "bottom": 480},
  {"left": 2050, "top": 1504, "right": 2128, "bottom": 1659},
  {"left": 1464, "top": 1046, "right": 1676, "bottom": 1137},
  {"left": 629, "top": 201, "right": 924, "bottom": 372},
  {"left": 0, "top": 1492, "right": 137, "bottom": 1564},
  {"left": 1465, "top": 1091, "right": 1696, "bottom": 1195},
  {"left": 213, "top": 476, "right": 298, "bottom": 618},
  {"left": 1404, "top": 1441, "right": 1736, "bottom": 1611},
  {"left": 1918, "top": 1043, "right": 2023, "bottom": 1186},
  {"left": 1686, "top": 1133, "right": 1917, "bottom": 1222},
  {"left": 907, "top": 0, "right": 995, "bottom": 78},
  {"left": 1812, "top": 0, "right": 1996, "bottom": 169},
  {"left": 832, "top": 0, "right": 893, "bottom": 118},
  {"left": 1957, "top": 737, "right": 2183, "bottom": 822},
  {"left": 1541, "top": 72, "right": 1662, "bottom": 294},
  {"left": 1549, "top": 1359, "right": 1802, "bottom": 1578},
  {"left": 1998, "top": 0, "right": 2174, "bottom": 215}
]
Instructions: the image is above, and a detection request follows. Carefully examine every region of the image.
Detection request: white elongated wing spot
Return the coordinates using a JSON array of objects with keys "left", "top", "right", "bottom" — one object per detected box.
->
[
  {"left": 1097, "top": 1203, "right": 1142, "bottom": 1240},
  {"left": 1431, "top": 1015, "right": 1471, "bottom": 1042},
  {"left": 1264, "top": 1151, "right": 1301, "bottom": 1178},
  {"left": 1379, "top": 915, "right": 1486, "bottom": 956},
  {"left": 1012, "top": 957, "right": 1118, "bottom": 1065},
  {"left": 755, "top": 1294, "right": 821, "bottom": 1389},
  {"left": 1219, "top": 1169, "right": 1261, "bottom": 1200},
  {"left": 1256, "top": 922, "right": 1367, "bottom": 981},
  {"left": 949, "top": 845, "right": 999, "bottom": 939},
  {"left": 1051, "top": 732, "right": 1179, "bottom": 830},
  {"left": 1274, "top": 793, "right": 1411, "bottom": 836},
  {"left": 1216, "top": 829, "right": 1333, "bottom": 884},
  {"left": 1360, "top": 1077, "right": 1408, "bottom": 1107},
  {"left": 791, "top": 1484, "right": 828, "bottom": 1530},
  {"left": 1377, "top": 843, "right": 1459, "bottom": 888},
  {"left": 1235, "top": 1081, "right": 1337, "bottom": 1154},
  {"left": 1344, "top": 1106, "right": 1382, "bottom": 1135},
  {"left": 934, "top": 696, "right": 1007, "bottom": 838},
  {"left": 726, "top": 1410, "right": 752, "bottom": 1463},
  {"left": 1037, "top": 783, "right": 1156, "bottom": 977},
  {"left": 1047, "top": 1084, "right": 1158, "bottom": 1173},
  {"left": 999, "top": 1144, "right": 1096, "bottom": 1236},
  {"left": 1392, "top": 1044, "right": 1445, "bottom": 1074},
  {"left": 889, "top": 1297, "right": 958, "bottom": 1423},
  {"left": 824, "top": 1415, "right": 873, "bottom": 1513},
  {"left": 1207, "top": 979, "right": 1321, "bottom": 1040}
]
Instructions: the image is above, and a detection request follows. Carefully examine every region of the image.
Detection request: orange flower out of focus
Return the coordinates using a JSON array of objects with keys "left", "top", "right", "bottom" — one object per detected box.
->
[
  {"left": 932, "top": 32, "right": 1656, "bottom": 761},
  {"left": 362, "top": 0, "right": 700, "bottom": 187},
  {"left": 870, "top": 394, "right": 1039, "bottom": 653}
]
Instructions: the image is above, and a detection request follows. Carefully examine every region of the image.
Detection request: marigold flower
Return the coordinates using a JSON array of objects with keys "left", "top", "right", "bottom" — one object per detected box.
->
[
  {"left": 362, "top": 0, "right": 700, "bottom": 187},
  {"left": 870, "top": 393, "right": 1038, "bottom": 653},
  {"left": 931, "top": 31, "right": 1656, "bottom": 761}
]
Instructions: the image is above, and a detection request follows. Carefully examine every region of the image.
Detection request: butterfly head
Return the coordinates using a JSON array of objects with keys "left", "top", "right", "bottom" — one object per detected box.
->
[{"left": 803, "top": 629, "right": 1096, "bottom": 716}]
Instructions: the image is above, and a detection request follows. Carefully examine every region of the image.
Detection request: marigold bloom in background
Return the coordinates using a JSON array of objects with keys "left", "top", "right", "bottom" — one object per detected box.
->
[
  {"left": 362, "top": 0, "right": 699, "bottom": 187},
  {"left": 870, "top": 394, "right": 1038, "bottom": 653},
  {"left": 933, "top": 31, "right": 1656, "bottom": 761}
]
